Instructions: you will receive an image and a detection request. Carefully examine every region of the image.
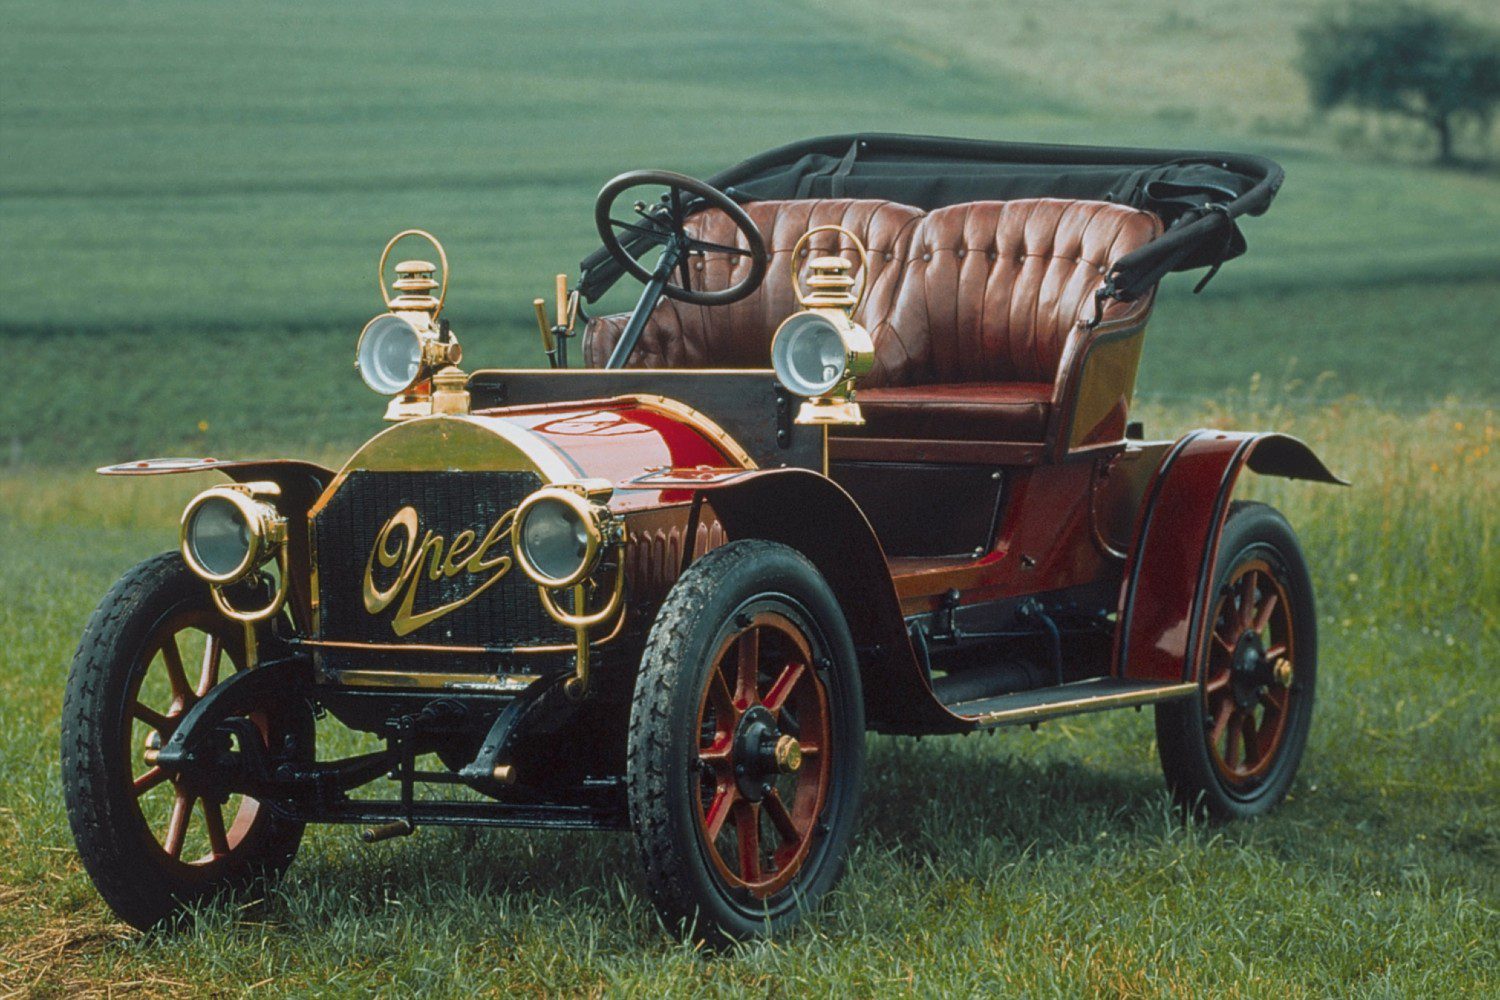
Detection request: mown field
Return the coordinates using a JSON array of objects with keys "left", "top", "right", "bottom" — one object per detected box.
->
[{"left": 1, "top": 0, "right": 1497, "bottom": 996}]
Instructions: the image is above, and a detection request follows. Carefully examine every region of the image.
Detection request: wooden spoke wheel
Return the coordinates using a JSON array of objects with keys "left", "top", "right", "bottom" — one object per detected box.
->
[
  {"left": 126, "top": 608, "right": 268, "bottom": 867},
  {"left": 627, "top": 540, "right": 864, "bottom": 946},
  {"left": 1156, "top": 502, "right": 1317, "bottom": 820},
  {"left": 1202, "top": 559, "right": 1295, "bottom": 787},
  {"left": 61, "top": 553, "right": 310, "bottom": 930},
  {"left": 695, "top": 611, "right": 832, "bottom": 898}
]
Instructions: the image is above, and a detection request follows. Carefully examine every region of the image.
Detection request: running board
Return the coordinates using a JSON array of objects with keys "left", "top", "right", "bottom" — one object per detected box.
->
[{"left": 951, "top": 678, "right": 1198, "bottom": 728}]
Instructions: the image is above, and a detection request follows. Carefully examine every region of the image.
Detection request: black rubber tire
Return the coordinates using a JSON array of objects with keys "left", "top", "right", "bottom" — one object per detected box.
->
[
  {"left": 1155, "top": 501, "right": 1317, "bottom": 821},
  {"left": 60, "top": 552, "right": 307, "bottom": 930},
  {"left": 626, "top": 540, "right": 865, "bottom": 946}
]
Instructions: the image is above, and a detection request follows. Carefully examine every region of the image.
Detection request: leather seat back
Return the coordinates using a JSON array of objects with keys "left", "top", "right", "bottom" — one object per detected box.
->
[
  {"left": 866, "top": 199, "right": 1162, "bottom": 388},
  {"left": 583, "top": 199, "right": 924, "bottom": 368}
]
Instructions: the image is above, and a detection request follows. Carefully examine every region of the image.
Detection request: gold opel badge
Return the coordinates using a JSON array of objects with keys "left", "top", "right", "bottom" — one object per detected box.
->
[{"left": 362, "top": 505, "right": 517, "bottom": 636}]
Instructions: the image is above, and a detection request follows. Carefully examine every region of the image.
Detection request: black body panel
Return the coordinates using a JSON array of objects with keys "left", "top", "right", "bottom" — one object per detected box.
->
[{"left": 830, "top": 461, "right": 1003, "bottom": 557}]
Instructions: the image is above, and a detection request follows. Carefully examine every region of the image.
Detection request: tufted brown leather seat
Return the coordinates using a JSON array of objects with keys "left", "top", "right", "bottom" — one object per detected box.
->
[
  {"left": 584, "top": 196, "right": 1161, "bottom": 448},
  {"left": 850, "top": 199, "right": 1162, "bottom": 443},
  {"left": 583, "top": 199, "right": 924, "bottom": 369}
]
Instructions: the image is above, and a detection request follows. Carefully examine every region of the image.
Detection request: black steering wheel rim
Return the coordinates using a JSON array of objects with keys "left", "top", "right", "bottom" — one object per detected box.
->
[{"left": 594, "top": 169, "right": 768, "bottom": 307}]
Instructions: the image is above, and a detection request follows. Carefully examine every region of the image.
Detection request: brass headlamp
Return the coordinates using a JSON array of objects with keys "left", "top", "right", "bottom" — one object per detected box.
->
[
  {"left": 357, "top": 229, "right": 464, "bottom": 418},
  {"left": 180, "top": 482, "right": 289, "bottom": 623},
  {"left": 511, "top": 480, "right": 626, "bottom": 698},
  {"left": 770, "top": 225, "right": 875, "bottom": 426}
]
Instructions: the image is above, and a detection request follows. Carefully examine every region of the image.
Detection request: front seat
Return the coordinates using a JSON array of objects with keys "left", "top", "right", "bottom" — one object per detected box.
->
[{"left": 582, "top": 198, "right": 925, "bottom": 368}]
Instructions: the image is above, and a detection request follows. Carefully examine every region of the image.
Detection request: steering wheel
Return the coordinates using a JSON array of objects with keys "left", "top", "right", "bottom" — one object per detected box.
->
[{"left": 594, "top": 170, "right": 768, "bottom": 306}]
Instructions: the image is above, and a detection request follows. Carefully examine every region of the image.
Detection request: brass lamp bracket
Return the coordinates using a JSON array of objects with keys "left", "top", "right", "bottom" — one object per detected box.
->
[
  {"left": 379, "top": 229, "right": 449, "bottom": 317},
  {"left": 791, "top": 225, "right": 870, "bottom": 313}
]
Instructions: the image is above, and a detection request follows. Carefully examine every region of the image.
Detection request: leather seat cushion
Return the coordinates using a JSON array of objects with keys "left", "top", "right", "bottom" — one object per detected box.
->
[
  {"left": 867, "top": 199, "right": 1162, "bottom": 387},
  {"left": 852, "top": 382, "right": 1054, "bottom": 442}
]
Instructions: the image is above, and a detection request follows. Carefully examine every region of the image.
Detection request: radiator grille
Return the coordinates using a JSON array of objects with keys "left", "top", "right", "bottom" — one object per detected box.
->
[{"left": 312, "top": 471, "right": 570, "bottom": 659}]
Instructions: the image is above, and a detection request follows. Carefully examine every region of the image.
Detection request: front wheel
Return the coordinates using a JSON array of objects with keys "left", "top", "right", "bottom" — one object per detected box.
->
[
  {"left": 1155, "top": 501, "right": 1317, "bottom": 821},
  {"left": 61, "top": 552, "right": 311, "bottom": 930},
  {"left": 626, "top": 540, "right": 865, "bottom": 945}
]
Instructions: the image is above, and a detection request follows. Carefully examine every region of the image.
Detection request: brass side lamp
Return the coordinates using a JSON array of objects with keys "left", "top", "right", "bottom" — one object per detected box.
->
[
  {"left": 355, "top": 229, "right": 465, "bottom": 419},
  {"left": 769, "top": 225, "right": 875, "bottom": 426}
]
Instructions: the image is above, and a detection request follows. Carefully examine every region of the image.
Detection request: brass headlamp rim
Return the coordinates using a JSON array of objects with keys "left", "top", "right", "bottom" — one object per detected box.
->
[
  {"left": 378, "top": 229, "right": 449, "bottom": 316},
  {"left": 179, "top": 486, "right": 285, "bottom": 586},
  {"left": 511, "top": 487, "right": 611, "bottom": 590}
]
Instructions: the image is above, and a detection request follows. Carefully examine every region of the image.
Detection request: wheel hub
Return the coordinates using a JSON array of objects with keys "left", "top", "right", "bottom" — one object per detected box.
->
[
  {"left": 1230, "top": 631, "right": 1271, "bottom": 709},
  {"left": 731, "top": 705, "right": 800, "bottom": 801}
]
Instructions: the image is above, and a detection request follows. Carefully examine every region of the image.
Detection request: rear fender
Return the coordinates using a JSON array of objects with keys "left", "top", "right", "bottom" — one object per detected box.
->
[
  {"left": 98, "top": 458, "right": 336, "bottom": 631},
  {"left": 1115, "top": 431, "right": 1345, "bottom": 683},
  {"left": 689, "top": 469, "right": 959, "bottom": 733}
]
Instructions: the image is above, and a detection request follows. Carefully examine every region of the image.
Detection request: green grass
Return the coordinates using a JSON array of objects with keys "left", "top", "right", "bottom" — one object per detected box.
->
[
  {"left": 2, "top": 0, "right": 1499, "bottom": 995},
  {"left": 2, "top": 401, "right": 1495, "bottom": 996}
]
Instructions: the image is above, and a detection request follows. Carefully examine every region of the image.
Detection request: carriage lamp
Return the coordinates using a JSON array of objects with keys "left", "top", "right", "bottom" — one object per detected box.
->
[
  {"left": 356, "top": 230, "right": 462, "bottom": 416},
  {"left": 770, "top": 226, "right": 874, "bottom": 426},
  {"left": 180, "top": 482, "right": 289, "bottom": 622}
]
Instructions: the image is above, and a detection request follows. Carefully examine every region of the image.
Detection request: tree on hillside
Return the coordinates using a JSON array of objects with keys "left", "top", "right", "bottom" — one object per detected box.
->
[{"left": 1297, "top": 2, "right": 1500, "bottom": 164}]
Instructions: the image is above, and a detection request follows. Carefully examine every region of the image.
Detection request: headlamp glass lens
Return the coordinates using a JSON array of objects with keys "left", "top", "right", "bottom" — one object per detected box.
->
[
  {"left": 187, "top": 496, "right": 253, "bottom": 579},
  {"left": 357, "top": 314, "right": 424, "bottom": 395},
  {"left": 520, "top": 499, "right": 591, "bottom": 583},
  {"left": 773, "top": 313, "right": 848, "bottom": 397}
]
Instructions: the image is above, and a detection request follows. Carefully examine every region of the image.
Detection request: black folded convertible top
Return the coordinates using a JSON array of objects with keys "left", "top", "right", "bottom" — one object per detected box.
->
[{"left": 579, "top": 133, "right": 1284, "bottom": 305}]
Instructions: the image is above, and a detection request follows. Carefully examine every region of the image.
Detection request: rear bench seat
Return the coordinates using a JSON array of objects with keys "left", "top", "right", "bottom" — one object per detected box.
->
[{"left": 583, "top": 197, "right": 1161, "bottom": 449}]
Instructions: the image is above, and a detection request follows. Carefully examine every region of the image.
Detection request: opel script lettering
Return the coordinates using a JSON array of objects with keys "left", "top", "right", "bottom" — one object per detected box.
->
[{"left": 362, "top": 505, "right": 515, "bottom": 636}]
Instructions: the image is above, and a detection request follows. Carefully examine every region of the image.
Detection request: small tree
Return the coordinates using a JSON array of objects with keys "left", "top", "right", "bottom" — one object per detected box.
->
[{"left": 1298, "top": 2, "right": 1500, "bottom": 164}]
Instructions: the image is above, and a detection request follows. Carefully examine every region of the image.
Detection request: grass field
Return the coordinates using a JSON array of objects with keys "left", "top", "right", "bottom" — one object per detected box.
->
[{"left": 1, "top": 0, "right": 1497, "bottom": 996}]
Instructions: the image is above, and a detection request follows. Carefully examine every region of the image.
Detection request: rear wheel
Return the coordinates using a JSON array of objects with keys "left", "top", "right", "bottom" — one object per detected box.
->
[
  {"left": 1155, "top": 501, "right": 1317, "bottom": 820},
  {"left": 61, "top": 552, "right": 310, "bottom": 930},
  {"left": 626, "top": 540, "right": 864, "bottom": 945}
]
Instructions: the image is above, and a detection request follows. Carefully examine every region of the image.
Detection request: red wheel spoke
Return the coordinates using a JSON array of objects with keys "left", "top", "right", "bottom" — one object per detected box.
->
[
  {"left": 1204, "top": 667, "right": 1231, "bottom": 695},
  {"left": 1209, "top": 699, "right": 1234, "bottom": 745},
  {"left": 133, "top": 766, "right": 168, "bottom": 797},
  {"left": 1265, "top": 644, "right": 1288, "bottom": 661},
  {"left": 132, "top": 701, "right": 172, "bottom": 734},
  {"left": 797, "top": 740, "right": 822, "bottom": 758},
  {"left": 735, "top": 627, "right": 761, "bottom": 706},
  {"left": 762, "top": 789, "right": 802, "bottom": 846},
  {"left": 196, "top": 635, "right": 222, "bottom": 698},
  {"left": 1238, "top": 572, "right": 1259, "bottom": 630},
  {"left": 201, "top": 799, "right": 230, "bottom": 858},
  {"left": 762, "top": 661, "right": 806, "bottom": 714},
  {"left": 703, "top": 783, "right": 737, "bottom": 841},
  {"left": 699, "top": 739, "right": 732, "bottom": 770},
  {"left": 1253, "top": 592, "right": 1280, "bottom": 633},
  {"left": 160, "top": 636, "right": 192, "bottom": 702},
  {"left": 706, "top": 667, "right": 736, "bottom": 723},
  {"left": 163, "top": 791, "right": 194, "bottom": 858},
  {"left": 734, "top": 801, "right": 762, "bottom": 881}
]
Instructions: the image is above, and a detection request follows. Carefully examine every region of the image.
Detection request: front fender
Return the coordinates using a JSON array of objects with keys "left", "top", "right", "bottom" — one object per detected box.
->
[
  {"left": 98, "top": 457, "right": 335, "bottom": 631},
  {"left": 689, "top": 468, "right": 961, "bottom": 733},
  {"left": 1115, "top": 431, "right": 1345, "bottom": 684}
]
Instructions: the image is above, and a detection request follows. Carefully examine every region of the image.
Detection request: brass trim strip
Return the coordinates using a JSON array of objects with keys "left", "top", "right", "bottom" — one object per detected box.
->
[
  {"left": 969, "top": 681, "right": 1197, "bottom": 727},
  {"left": 615, "top": 394, "right": 758, "bottom": 470},
  {"left": 328, "top": 669, "right": 541, "bottom": 692}
]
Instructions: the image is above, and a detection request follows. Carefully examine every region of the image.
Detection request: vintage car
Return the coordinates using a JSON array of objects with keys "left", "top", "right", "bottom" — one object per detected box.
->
[{"left": 62, "top": 134, "right": 1343, "bottom": 944}]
